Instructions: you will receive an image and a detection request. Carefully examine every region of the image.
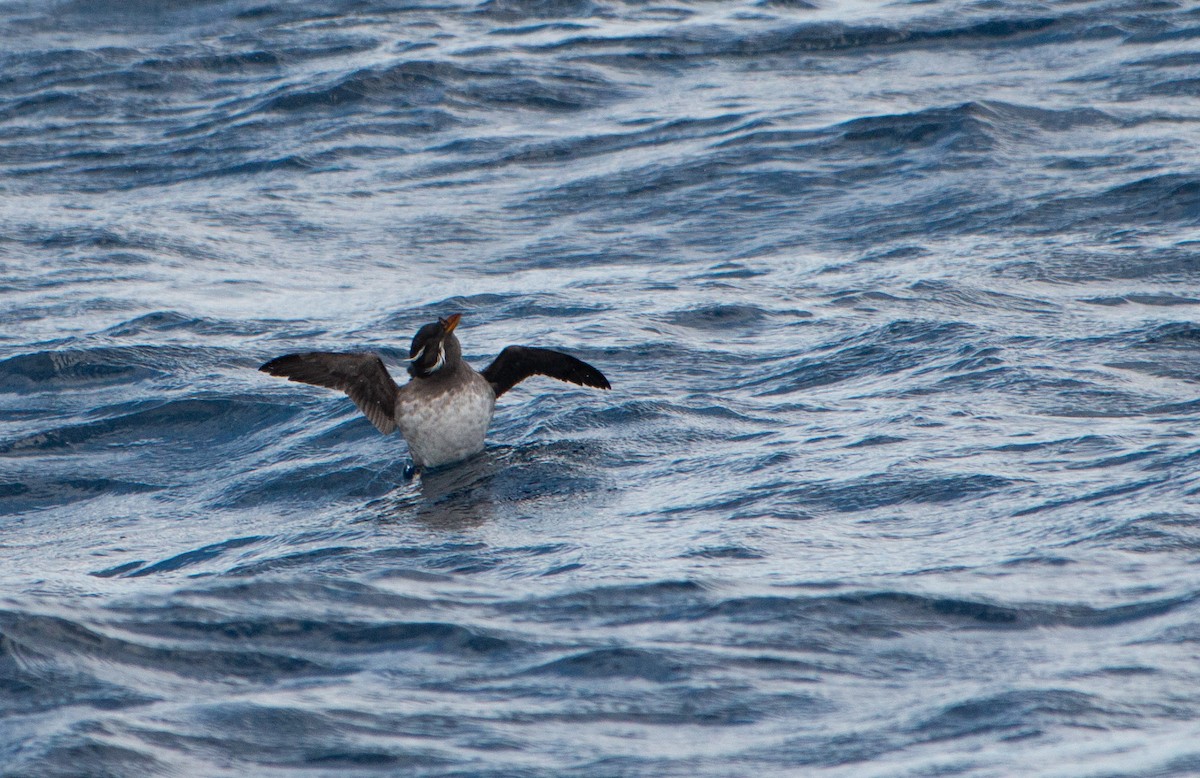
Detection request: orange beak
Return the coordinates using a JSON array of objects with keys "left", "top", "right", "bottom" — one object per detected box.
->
[{"left": 441, "top": 313, "right": 462, "bottom": 334}]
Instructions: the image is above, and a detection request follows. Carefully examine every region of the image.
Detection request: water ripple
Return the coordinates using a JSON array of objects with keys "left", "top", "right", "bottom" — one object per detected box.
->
[{"left": 3, "top": 0, "right": 1200, "bottom": 774}]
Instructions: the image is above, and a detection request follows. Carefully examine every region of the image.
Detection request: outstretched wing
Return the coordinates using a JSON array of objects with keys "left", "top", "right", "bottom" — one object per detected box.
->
[
  {"left": 482, "top": 346, "right": 610, "bottom": 399},
  {"left": 260, "top": 352, "right": 400, "bottom": 434}
]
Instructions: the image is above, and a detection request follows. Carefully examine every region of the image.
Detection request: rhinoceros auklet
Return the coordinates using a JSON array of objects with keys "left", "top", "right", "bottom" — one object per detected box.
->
[{"left": 260, "top": 313, "right": 610, "bottom": 468}]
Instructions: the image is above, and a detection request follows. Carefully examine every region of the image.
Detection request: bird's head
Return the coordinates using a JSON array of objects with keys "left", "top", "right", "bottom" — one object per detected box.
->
[{"left": 406, "top": 313, "right": 462, "bottom": 378}]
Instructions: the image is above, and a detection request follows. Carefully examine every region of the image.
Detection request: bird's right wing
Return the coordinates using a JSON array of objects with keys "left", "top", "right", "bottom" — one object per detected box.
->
[
  {"left": 260, "top": 352, "right": 400, "bottom": 434},
  {"left": 481, "top": 346, "right": 610, "bottom": 399}
]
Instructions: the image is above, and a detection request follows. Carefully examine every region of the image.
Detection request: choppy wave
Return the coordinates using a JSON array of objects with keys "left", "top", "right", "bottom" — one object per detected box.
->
[
  {"left": 3, "top": 578, "right": 1198, "bottom": 774},
  {"left": 3, "top": 0, "right": 1200, "bottom": 775}
]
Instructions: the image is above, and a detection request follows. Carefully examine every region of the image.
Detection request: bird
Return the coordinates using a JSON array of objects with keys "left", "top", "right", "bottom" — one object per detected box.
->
[{"left": 259, "top": 313, "right": 610, "bottom": 470}]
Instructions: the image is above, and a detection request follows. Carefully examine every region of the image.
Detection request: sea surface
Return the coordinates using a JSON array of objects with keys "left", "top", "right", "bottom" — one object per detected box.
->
[{"left": 2, "top": 0, "right": 1200, "bottom": 775}]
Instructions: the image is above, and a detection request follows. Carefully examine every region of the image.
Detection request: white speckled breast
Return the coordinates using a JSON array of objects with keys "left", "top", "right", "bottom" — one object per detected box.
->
[{"left": 396, "top": 373, "right": 496, "bottom": 468}]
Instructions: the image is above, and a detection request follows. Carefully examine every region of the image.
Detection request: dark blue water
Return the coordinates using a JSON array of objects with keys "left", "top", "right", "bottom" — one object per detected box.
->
[{"left": 3, "top": 0, "right": 1200, "bottom": 774}]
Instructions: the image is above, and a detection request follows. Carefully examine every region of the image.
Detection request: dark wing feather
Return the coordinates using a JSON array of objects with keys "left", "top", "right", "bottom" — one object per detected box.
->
[
  {"left": 482, "top": 346, "right": 611, "bottom": 399},
  {"left": 260, "top": 352, "right": 400, "bottom": 434}
]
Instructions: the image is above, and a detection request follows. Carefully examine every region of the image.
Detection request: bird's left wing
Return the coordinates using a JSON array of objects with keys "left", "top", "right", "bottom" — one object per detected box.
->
[
  {"left": 260, "top": 352, "right": 400, "bottom": 434},
  {"left": 481, "top": 346, "right": 610, "bottom": 399}
]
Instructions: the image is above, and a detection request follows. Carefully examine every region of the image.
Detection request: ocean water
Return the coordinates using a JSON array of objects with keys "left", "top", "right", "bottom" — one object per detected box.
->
[{"left": 2, "top": 0, "right": 1200, "bottom": 774}]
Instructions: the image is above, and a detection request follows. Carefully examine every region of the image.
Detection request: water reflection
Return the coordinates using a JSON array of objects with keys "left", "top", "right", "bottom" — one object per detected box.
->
[{"left": 363, "top": 442, "right": 609, "bottom": 529}]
